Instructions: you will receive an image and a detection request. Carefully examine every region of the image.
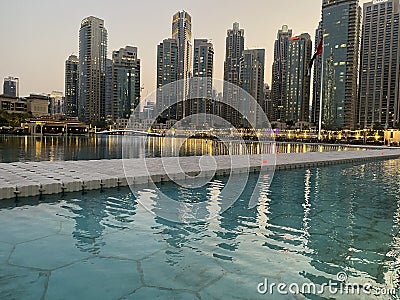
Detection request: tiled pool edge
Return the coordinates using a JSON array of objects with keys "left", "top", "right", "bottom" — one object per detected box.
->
[{"left": 1, "top": 149, "right": 400, "bottom": 200}]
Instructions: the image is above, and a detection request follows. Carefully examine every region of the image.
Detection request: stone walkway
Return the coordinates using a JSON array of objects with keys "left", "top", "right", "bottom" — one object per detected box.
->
[{"left": 1, "top": 148, "right": 400, "bottom": 200}]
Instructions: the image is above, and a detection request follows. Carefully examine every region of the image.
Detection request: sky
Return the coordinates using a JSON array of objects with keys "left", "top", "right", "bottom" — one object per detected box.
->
[{"left": 0, "top": 0, "right": 370, "bottom": 98}]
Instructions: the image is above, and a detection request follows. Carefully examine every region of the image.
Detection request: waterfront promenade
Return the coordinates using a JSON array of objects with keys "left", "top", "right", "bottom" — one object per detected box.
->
[{"left": 1, "top": 148, "right": 400, "bottom": 200}]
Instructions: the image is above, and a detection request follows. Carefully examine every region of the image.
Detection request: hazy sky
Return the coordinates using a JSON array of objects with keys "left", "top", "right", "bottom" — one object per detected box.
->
[{"left": 0, "top": 0, "right": 370, "bottom": 97}]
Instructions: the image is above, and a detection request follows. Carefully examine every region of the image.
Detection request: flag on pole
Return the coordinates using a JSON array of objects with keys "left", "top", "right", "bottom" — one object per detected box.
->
[{"left": 307, "top": 38, "right": 323, "bottom": 77}]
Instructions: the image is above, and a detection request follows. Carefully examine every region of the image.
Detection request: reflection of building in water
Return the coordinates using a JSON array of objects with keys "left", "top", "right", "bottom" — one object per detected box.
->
[
  {"left": 304, "top": 163, "right": 398, "bottom": 282},
  {"left": 301, "top": 169, "right": 311, "bottom": 247},
  {"left": 66, "top": 193, "right": 138, "bottom": 254}
]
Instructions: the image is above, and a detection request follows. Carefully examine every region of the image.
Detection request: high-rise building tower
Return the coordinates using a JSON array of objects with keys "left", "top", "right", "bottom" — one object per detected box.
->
[
  {"left": 285, "top": 33, "right": 312, "bottom": 123},
  {"left": 321, "top": 0, "right": 361, "bottom": 129},
  {"left": 189, "top": 39, "right": 214, "bottom": 126},
  {"left": 105, "top": 58, "right": 113, "bottom": 120},
  {"left": 78, "top": 16, "right": 108, "bottom": 124},
  {"left": 156, "top": 38, "right": 179, "bottom": 120},
  {"left": 172, "top": 11, "right": 192, "bottom": 119},
  {"left": 111, "top": 46, "right": 141, "bottom": 120},
  {"left": 65, "top": 55, "right": 79, "bottom": 117},
  {"left": 359, "top": 0, "right": 400, "bottom": 129},
  {"left": 312, "top": 21, "right": 323, "bottom": 125},
  {"left": 223, "top": 22, "right": 245, "bottom": 126},
  {"left": 239, "top": 49, "right": 265, "bottom": 128},
  {"left": 3, "top": 76, "right": 19, "bottom": 97},
  {"left": 271, "top": 25, "right": 293, "bottom": 122},
  {"left": 263, "top": 84, "right": 274, "bottom": 121}
]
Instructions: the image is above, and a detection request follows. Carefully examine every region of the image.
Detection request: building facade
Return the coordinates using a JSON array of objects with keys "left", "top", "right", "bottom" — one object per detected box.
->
[
  {"left": 156, "top": 38, "right": 179, "bottom": 120},
  {"left": 285, "top": 33, "right": 312, "bottom": 123},
  {"left": 239, "top": 49, "right": 265, "bottom": 128},
  {"left": 105, "top": 58, "right": 113, "bottom": 120},
  {"left": 3, "top": 77, "right": 19, "bottom": 98},
  {"left": 111, "top": 46, "right": 141, "bottom": 120},
  {"left": 78, "top": 16, "right": 108, "bottom": 124},
  {"left": 172, "top": 11, "right": 192, "bottom": 119},
  {"left": 65, "top": 55, "right": 79, "bottom": 117},
  {"left": 321, "top": 0, "right": 361, "bottom": 129},
  {"left": 0, "top": 95, "right": 26, "bottom": 114},
  {"left": 359, "top": 0, "right": 400, "bottom": 129},
  {"left": 189, "top": 39, "right": 214, "bottom": 127},
  {"left": 271, "top": 25, "right": 293, "bottom": 122},
  {"left": 26, "top": 94, "right": 50, "bottom": 117},
  {"left": 312, "top": 21, "right": 323, "bottom": 125},
  {"left": 49, "top": 91, "right": 64, "bottom": 116},
  {"left": 223, "top": 22, "right": 245, "bottom": 126}
]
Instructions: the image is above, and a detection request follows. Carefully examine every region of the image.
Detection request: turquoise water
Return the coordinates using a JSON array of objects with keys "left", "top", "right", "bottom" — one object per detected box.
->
[{"left": 1, "top": 160, "right": 400, "bottom": 299}]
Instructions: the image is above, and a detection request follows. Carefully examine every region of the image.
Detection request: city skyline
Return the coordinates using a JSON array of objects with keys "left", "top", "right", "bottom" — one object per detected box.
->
[{"left": 0, "top": 0, "right": 370, "bottom": 98}]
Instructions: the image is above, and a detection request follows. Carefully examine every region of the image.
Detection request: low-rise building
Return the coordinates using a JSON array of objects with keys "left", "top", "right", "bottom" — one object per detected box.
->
[
  {"left": 26, "top": 94, "right": 50, "bottom": 117},
  {"left": 0, "top": 94, "right": 27, "bottom": 114}
]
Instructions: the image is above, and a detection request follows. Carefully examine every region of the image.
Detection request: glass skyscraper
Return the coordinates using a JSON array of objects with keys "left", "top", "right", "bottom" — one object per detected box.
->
[
  {"left": 271, "top": 25, "right": 293, "bottom": 122},
  {"left": 239, "top": 49, "right": 265, "bottom": 128},
  {"left": 156, "top": 38, "right": 179, "bottom": 120},
  {"left": 285, "top": 33, "right": 312, "bottom": 123},
  {"left": 312, "top": 21, "right": 323, "bottom": 125},
  {"left": 321, "top": 0, "right": 360, "bottom": 130},
  {"left": 111, "top": 46, "right": 141, "bottom": 120},
  {"left": 189, "top": 39, "right": 214, "bottom": 127},
  {"left": 172, "top": 11, "right": 192, "bottom": 120},
  {"left": 359, "top": 0, "right": 400, "bottom": 129},
  {"left": 65, "top": 55, "right": 79, "bottom": 117},
  {"left": 78, "top": 16, "right": 108, "bottom": 124},
  {"left": 223, "top": 22, "right": 245, "bottom": 126}
]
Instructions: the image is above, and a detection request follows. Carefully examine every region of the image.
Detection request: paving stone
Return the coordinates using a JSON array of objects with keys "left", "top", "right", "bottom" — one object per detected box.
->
[
  {"left": 124, "top": 287, "right": 198, "bottom": 300},
  {"left": 0, "top": 265, "right": 48, "bottom": 300},
  {"left": 46, "top": 257, "right": 141, "bottom": 300},
  {"left": 9, "top": 234, "right": 91, "bottom": 270}
]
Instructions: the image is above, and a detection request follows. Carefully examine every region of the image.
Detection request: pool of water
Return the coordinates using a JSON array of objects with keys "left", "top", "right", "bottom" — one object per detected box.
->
[
  {"left": 0, "top": 135, "right": 364, "bottom": 163},
  {"left": 1, "top": 159, "right": 399, "bottom": 299}
]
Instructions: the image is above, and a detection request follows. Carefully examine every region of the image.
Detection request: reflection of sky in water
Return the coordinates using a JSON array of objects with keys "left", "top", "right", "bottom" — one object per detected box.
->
[
  {"left": 0, "top": 159, "right": 399, "bottom": 298},
  {"left": 0, "top": 135, "right": 363, "bottom": 163}
]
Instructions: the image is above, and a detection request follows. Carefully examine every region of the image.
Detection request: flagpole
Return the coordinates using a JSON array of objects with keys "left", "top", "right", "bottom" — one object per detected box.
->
[{"left": 318, "top": 30, "right": 325, "bottom": 141}]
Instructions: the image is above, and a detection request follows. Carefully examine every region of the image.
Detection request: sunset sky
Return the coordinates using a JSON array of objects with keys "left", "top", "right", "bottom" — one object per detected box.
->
[{"left": 0, "top": 0, "right": 370, "bottom": 97}]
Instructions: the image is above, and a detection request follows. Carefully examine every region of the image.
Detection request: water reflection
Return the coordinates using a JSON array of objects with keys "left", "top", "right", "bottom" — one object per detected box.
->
[
  {"left": 0, "top": 135, "right": 363, "bottom": 163},
  {"left": 1, "top": 160, "right": 400, "bottom": 298}
]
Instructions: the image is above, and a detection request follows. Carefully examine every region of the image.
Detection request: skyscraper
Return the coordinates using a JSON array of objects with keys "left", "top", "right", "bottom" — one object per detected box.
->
[
  {"left": 285, "top": 33, "right": 312, "bottom": 123},
  {"left": 156, "top": 38, "right": 179, "bottom": 120},
  {"left": 78, "top": 16, "right": 108, "bottom": 124},
  {"left": 359, "top": 0, "right": 400, "bottom": 129},
  {"left": 3, "top": 76, "right": 19, "bottom": 97},
  {"left": 271, "top": 25, "right": 292, "bottom": 122},
  {"left": 105, "top": 58, "right": 113, "bottom": 120},
  {"left": 111, "top": 46, "right": 141, "bottom": 120},
  {"left": 239, "top": 49, "right": 265, "bottom": 128},
  {"left": 172, "top": 11, "right": 192, "bottom": 119},
  {"left": 189, "top": 39, "right": 214, "bottom": 126},
  {"left": 263, "top": 84, "right": 274, "bottom": 122},
  {"left": 65, "top": 55, "right": 79, "bottom": 117},
  {"left": 312, "top": 21, "right": 323, "bottom": 125},
  {"left": 321, "top": 0, "right": 361, "bottom": 130},
  {"left": 223, "top": 22, "right": 245, "bottom": 126}
]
